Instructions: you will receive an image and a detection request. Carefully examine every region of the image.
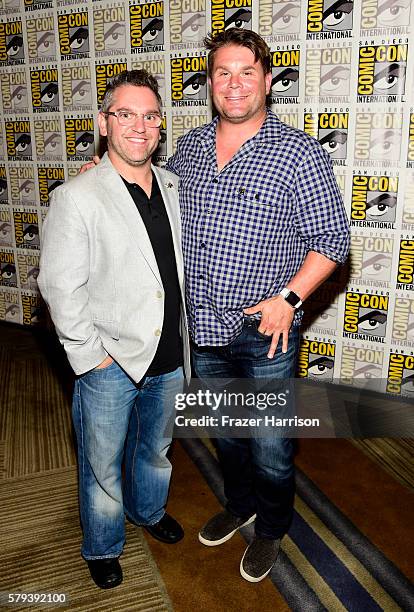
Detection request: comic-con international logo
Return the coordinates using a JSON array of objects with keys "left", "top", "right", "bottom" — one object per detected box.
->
[
  {"left": 0, "top": 208, "right": 12, "bottom": 246},
  {"left": 392, "top": 297, "right": 414, "bottom": 348},
  {"left": 65, "top": 117, "right": 95, "bottom": 161},
  {"left": 350, "top": 174, "right": 398, "bottom": 228},
  {"left": 0, "top": 20, "right": 24, "bottom": 65},
  {"left": 130, "top": 1, "right": 164, "bottom": 54},
  {"left": 30, "top": 68, "right": 59, "bottom": 113},
  {"left": 38, "top": 166, "right": 64, "bottom": 206},
  {"left": 21, "top": 293, "right": 42, "bottom": 325},
  {"left": 357, "top": 44, "right": 407, "bottom": 102},
  {"left": 170, "top": 55, "right": 207, "bottom": 106},
  {"left": 0, "top": 288, "right": 21, "bottom": 324},
  {"left": 259, "top": 0, "right": 301, "bottom": 40},
  {"left": 132, "top": 56, "right": 165, "bottom": 100},
  {"left": 0, "top": 166, "right": 8, "bottom": 204},
  {"left": 340, "top": 344, "right": 384, "bottom": 387},
  {"left": 170, "top": 0, "right": 206, "bottom": 48},
  {"left": 304, "top": 111, "right": 348, "bottom": 164},
  {"left": 354, "top": 111, "right": 402, "bottom": 167},
  {"left": 27, "top": 14, "right": 56, "bottom": 63},
  {"left": 0, "top": 248, "right": 16, "bottom": 287},
  {"left": 306, "top": 0, "right": 353, "bottom": 40},
  {"left": 343, "top": 290, "right": 389, "bottom": 342},
  {"left": 1, "top": 70, "right": 28, "bottom": 114},
  {"left": 211, "top": 0, "right": 252, "bottom": 36},
  {"left": 172, "top": 110, "right": 208, "bottom": 151},
  {"left": 360, "top": 0, "right": 412, "bottom": 35},
  {"left": 62, "top": 64, "right": 92, "bottom": 111},
  {"left": 298, "top": 338, "right": 335, "bottom": 381},
  {"left": 387, "top": 352, "right": 414, "bottom": 396},
  {"left": 305, "top": 46, "right": 351, "bottom": 103},
  {"left": 5, "top": 120, "right": 32, "bottom": 161},
  {"left": 349, "top": 234, "right": 394, "bottom": 288},
  {"left": 269, "top": 48, "right": 299, "bottom": 104},
  {"left": 34, "top": 117, "right": 62, "bottom": 161},
  {"left": 17, "top": 252, "right": 40, "bottom": 291},
  {"left": 13, "top": 210, "right": 40, "bottom": 250},
  {"left": 95, "top": 61, "right": 127, "bottom": 106},
  {"left": 9, "top": 165, "right": 36, "bottom": 206},
  {"left": 396, "top": 239, "right": 414, "bottom": 291},
  {"left": 94, "top": 3, "right": 127, "bottom": 57},
  {"left": 58, "top": 10, "right": 90, "bottom": 61}
]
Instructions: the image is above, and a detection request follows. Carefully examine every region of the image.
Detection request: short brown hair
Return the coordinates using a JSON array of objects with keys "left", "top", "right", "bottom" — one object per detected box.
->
[
  {"left": 204, "top": 29, "right": 271, "bottom": 77},
  {"left": 100, "top": 69, "right": 162, "bottom": 112}
]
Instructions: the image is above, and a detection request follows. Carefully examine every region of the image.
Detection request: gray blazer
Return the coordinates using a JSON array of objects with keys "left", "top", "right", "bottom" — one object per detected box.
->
[{"left": 38, "top": 153, "right": 191, "bottom": 383}]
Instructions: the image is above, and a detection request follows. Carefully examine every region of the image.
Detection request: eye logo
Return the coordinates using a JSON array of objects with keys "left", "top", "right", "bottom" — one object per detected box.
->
[
  {"left": 0, "top": 21, "right": 24, "bottom": 64},
  {"left": 343, "top": 291, "right": 389, "bottom": 341},
  {"left": 316, "top": 112, "right": 349, "bottom": 160},
  {"left": 171, "top": 55, "right": 207, "bottom": 105},
  {"left": 130, "top": 2, "right": 164, "bottom": 51},
  {"left": 307, "top": 0, "right": 354, "bottom": 35},
  {"left": 58, "top": 12, "right": 90, "bottom": 59},
  {"left": 211, "top": 0, "right": 252, "bottom": 36},
  {"left": 358, "top": 45, "right": 407, "bottom": 100},
  {"left": 271, "top": 50, "right": 300, "bottom": 100},
  {"left": 298, "top": 338, "right": 335, "bottom": 380}
]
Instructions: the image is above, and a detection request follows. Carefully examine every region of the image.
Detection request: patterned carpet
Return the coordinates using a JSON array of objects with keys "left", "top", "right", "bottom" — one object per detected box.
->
[
  {"left": 182, "top": 438, "right": 414, "bottom": 612},
  {"left": 0, "top": 468, "right": 172, "bottom": 611}
]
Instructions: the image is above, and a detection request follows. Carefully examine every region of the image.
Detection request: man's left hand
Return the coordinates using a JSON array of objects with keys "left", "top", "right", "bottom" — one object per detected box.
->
[{"left": 244, "top": 296, "right": 295, "bottom": 358}]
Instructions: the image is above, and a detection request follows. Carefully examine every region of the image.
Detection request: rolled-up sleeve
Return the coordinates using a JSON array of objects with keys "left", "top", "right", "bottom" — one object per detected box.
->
[{"left": 293, "top": 142, "right": 350, "bottom": 264}]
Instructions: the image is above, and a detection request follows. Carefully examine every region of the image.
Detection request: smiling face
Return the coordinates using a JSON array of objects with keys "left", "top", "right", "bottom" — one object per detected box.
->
[
  {"left": 209, "top": 45, "right": 271, "bottom": 125},
  {"left": 98, "top": 84, "right": 161, "bottom": 172}
]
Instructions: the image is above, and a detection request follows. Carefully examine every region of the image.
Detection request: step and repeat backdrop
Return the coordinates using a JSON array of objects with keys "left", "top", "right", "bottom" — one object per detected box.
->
[{"left": 0, "top": 0, "right": 413, "bottom": 396}]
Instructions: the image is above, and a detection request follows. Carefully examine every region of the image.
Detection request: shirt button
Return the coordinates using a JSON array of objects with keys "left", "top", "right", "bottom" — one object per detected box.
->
[
  {"left": 213, "top": 178, "right": 218, "bottom": 183},
  {"left": 156, "top": 290, "right": 162, "bottom": 298},
  {"left": 199, "top": 274, "right": 204, "bottom": 280},
  {"left": 206, "top": 208, "right": 211, "bottom": 214},
  {"left": 154, "top": 329, "right": 161, "bottom": 336},
  {"left": 200, "top": 242, "right": 206, "bottom": 248},
  {"left": 197, "top": 305, "right": 204, "bottom": 310}
]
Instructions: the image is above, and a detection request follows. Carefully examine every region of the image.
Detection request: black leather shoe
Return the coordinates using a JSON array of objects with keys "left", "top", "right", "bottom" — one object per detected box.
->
[
  {"left": 144, "top": 513, "right": 184, "bottom": 544},
  {"left": 87, "top": 558, "right": 123, "bottom": 589}
]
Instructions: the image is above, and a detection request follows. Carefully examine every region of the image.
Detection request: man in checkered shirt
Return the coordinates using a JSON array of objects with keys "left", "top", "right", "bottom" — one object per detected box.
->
[{"left": 167, "top": 29, "right": 350, "bottom": 582}]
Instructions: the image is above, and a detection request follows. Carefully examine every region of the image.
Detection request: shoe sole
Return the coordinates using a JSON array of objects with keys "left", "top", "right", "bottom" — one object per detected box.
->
[
  {"left": 198, "top": 514, "right": 256, "bottom": 547},
  {"left": 239, "top": 548, "right": 274, "bottom": 583}
]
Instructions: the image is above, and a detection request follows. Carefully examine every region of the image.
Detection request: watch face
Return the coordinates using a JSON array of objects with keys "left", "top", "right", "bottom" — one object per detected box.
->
[{"left": 286, "top": 291, "right": 300, "bottom": 307}]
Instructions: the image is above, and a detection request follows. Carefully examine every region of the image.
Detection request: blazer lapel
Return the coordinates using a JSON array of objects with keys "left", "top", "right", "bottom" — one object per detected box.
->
[
  {"left": 96, "top": 153, "right": 162, "bottom": 285},
  {"left": 153, "top": 166, "right": 184, "bottom": 287}
]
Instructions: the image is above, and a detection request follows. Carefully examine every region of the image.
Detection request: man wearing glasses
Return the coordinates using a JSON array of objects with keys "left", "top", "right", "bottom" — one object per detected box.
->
[{"left": 38, "top": 70, "right": 190, "bottom": 589}]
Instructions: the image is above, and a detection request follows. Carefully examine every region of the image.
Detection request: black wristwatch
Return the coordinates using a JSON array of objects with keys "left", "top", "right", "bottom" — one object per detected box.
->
[{"left": 280, "top": 288, "right": 303, "bottom": 309}]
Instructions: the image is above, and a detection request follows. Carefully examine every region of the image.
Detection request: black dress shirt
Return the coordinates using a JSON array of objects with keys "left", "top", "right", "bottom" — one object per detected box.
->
[{"left": 122, "top": 173, "right": 183, "bottom": 376}]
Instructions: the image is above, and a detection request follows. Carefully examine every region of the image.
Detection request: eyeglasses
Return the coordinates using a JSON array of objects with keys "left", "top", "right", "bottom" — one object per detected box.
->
[{"left": 103, "top": 110, "right": 162, "bottom": 128}]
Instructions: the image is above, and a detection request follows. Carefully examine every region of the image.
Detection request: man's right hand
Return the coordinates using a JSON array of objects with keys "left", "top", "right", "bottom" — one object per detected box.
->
[
  {"left": 79, "top": 155, "right": 101, "bottom": 174},
  {"left": 94, "top": 356, "right": 114, "bottom": 369}
]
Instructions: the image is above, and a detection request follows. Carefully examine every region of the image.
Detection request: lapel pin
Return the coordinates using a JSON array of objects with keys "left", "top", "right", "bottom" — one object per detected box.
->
[
  {"left": 166, "top": 182, "right": 174, "bottom": 188},
  {"left": 239, "top": 187, "right": 246, "bottom": 195}
]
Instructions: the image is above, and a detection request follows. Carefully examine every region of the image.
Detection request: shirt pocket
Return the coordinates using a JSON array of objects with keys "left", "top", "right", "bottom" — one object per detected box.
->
[{"left": 233, "top": 185, "right": 293, "bottom": 227}]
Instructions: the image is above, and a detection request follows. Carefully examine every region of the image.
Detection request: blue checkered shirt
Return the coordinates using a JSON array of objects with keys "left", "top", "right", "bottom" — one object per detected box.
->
[{"left": 167, "top": 110, "right": 350, "bottom": 346}]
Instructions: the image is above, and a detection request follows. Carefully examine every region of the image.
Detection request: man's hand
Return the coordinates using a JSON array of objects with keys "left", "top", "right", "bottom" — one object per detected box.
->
[
  {"left": 94, "top": 355, "right": 114, "bottom": 369},
  {"left": 79, "top": 155, "right": 101, "bottom": 174},
  {"left": 244, "top": 296, "right": 295, "bottom": 358}
]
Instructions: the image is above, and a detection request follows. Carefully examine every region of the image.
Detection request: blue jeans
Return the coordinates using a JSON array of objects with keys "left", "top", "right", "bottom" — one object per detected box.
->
[
  {"left": 192, "top": 321, "right": 299, "bottom": 539},
  {"left": 72, "top": 361, "right": 183, "bottom": 560}
]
